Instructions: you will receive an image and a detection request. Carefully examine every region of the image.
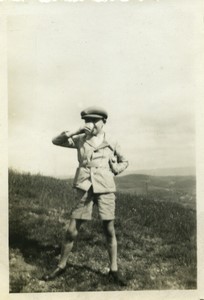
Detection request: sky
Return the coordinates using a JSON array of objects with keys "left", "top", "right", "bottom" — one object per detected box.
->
[{"left": 8, "top": 1, "right": 198, "bottom": 178}]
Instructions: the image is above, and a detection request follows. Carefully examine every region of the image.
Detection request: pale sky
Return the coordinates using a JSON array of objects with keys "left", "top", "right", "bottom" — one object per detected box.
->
[{"left": 8, "top": 1, "right": 198, "bottom": 178}]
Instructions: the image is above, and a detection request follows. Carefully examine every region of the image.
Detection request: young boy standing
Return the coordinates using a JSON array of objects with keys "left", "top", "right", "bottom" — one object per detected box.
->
[{"left": 43, "top": 106, "right": 129, "bottom": 285}]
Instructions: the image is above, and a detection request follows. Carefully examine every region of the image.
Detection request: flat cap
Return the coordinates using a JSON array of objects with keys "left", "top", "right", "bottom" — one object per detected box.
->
[{"left": 81, "top": 106, "right": 108, "bottom": 120}]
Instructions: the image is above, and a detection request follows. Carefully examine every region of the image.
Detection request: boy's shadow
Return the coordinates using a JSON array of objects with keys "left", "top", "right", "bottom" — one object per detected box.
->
[
  {"left": 65, "top": 262, "right": 107, "bottom": 278},
  {"left": 10, "top": 234, "right": 107, "bottom": 280}
]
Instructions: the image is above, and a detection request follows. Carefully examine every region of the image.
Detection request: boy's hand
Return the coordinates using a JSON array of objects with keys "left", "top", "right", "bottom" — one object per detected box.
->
[
  {"left": 84, "top": 123, "right": 94, "bottom": 134},
  {"left": 63, "top": 127, "right": 85, "bottom": 138},
  {"left": 109, "top": 156, "right": 119, "bottom": 175}
]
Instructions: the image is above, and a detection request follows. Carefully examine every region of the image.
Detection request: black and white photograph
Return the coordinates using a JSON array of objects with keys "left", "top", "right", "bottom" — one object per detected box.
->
[{"left": 0, "top": 0, "right": 204, "bottom": 299}]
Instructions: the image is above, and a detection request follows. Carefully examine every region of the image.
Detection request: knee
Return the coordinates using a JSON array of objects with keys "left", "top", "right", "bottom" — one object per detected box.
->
[
  {"left": 103, "top": 221, "right": 116, "bottom": 241},
  {"left": 65, "top": 227, "right": 78, "bottom": 242}
]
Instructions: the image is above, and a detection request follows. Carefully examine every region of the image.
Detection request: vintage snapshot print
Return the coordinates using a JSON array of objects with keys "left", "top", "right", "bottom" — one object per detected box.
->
[{"left": 1, "top": 0, "right": 204, "bottom": 299}]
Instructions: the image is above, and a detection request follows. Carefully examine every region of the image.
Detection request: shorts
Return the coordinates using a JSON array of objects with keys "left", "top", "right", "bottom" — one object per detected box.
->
[{"left": 71, "top": 187, "right": 115, "bottom": 220}]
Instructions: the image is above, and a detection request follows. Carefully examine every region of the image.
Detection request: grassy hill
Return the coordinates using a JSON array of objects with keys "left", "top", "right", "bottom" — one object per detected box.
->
[
  {"left": 115, "top": 174, "right": 196, "bottom": 192},
  {"left": 125, "top": 167, "right": 196, "bottom": 177},
  {"left": 9, "top": 169, "right": 196, "bottom": 292},
  {"left": 115, "top": 174, "right": 196, "bottom": 208}
]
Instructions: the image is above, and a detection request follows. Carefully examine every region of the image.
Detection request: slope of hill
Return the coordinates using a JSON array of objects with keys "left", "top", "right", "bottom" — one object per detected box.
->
[
  {"left": 125, "top": 166, "right": 196, "bottom": 176},
  {"left": 115, "top": 174, "right": 196, "bottom": 195},
  {"left": 8, "top": 170, "right": 196, "bottom": 292}
]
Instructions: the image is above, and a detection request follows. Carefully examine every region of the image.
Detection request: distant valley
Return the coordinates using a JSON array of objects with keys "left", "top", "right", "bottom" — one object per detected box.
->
[
  {"left": 125, "top": 166, "right": 196, "bottom": 177},
  {"left": 115, "top": 173, "right": 196, "bottom": 195}
]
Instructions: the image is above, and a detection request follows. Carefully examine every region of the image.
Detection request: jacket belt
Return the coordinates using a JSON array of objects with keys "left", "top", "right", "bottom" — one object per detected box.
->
[{"left": 79, "top": 164, "right": 109, "bottom": 169}]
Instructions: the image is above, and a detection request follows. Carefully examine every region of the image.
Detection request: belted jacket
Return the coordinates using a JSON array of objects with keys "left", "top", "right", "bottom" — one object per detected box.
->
[{"left": 52, "top": 132, "right": 129, "bottom": 193}]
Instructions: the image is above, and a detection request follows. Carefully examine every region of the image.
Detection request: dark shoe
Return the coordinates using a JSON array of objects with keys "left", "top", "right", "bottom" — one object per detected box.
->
[
  {"left": 108, "top": 270, "right": 127, "bottom": 286},
  {"left": 42, "top": 267, "right": 66, "bottom": 281}
]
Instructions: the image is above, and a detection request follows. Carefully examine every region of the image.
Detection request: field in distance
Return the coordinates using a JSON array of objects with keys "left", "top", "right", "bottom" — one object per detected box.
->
[{"left": 115, "top": 173, "right": 196, "bottom": 204}]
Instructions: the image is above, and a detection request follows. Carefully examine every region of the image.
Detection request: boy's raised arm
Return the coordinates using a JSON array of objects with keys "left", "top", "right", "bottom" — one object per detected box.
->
[{"left": 52, "top": 127, "right": 85, "bottom": 148}]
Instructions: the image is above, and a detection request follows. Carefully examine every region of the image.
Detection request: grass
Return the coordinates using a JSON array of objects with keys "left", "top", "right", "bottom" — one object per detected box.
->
[{"left": 9, "top": 169, "right": 196, "bottom": 292}]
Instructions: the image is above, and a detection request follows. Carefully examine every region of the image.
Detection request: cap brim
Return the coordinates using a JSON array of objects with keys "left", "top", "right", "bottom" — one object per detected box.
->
[{"left": 82, "top": 114, "right": 105, "bottom": 119}]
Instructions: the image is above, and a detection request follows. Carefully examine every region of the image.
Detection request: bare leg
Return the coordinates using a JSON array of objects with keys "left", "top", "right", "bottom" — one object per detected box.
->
[
  {"left": 58, "top": 218, "right": 85, "bottom": 269},
  {"left": 103, "top": 220, "right": 117, "bottom": 271},
  {"left": 102, "top": 220, "right": 127, "bottom": 286},
  {"left": 42, "top": 219, "right": 85, "bottom": 281}
]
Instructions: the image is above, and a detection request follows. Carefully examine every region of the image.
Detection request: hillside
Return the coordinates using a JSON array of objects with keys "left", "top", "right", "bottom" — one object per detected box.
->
[
  {"left": 125, "top": 167, "right": 196, "bottom": 177},
  {"left": 9, "top": 170, "right": 196, "bottom": 292},
  {"left": 115, "top": 174, "right": 196, "bottom": 207}
]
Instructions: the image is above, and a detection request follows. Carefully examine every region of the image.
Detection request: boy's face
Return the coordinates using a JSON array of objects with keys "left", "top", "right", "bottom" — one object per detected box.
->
[{"left": 84, "top": 118, "right": 105, "bottom": 136}]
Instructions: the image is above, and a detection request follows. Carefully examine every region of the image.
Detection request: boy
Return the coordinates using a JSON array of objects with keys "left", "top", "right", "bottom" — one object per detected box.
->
[{"left": 42, "top": 106, "right": 129, "bottom": 285}]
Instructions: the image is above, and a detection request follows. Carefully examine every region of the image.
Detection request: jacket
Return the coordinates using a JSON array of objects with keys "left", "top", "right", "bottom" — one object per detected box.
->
[{"left": 52, "top": 132, "right": 129, "bottom": 193}]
